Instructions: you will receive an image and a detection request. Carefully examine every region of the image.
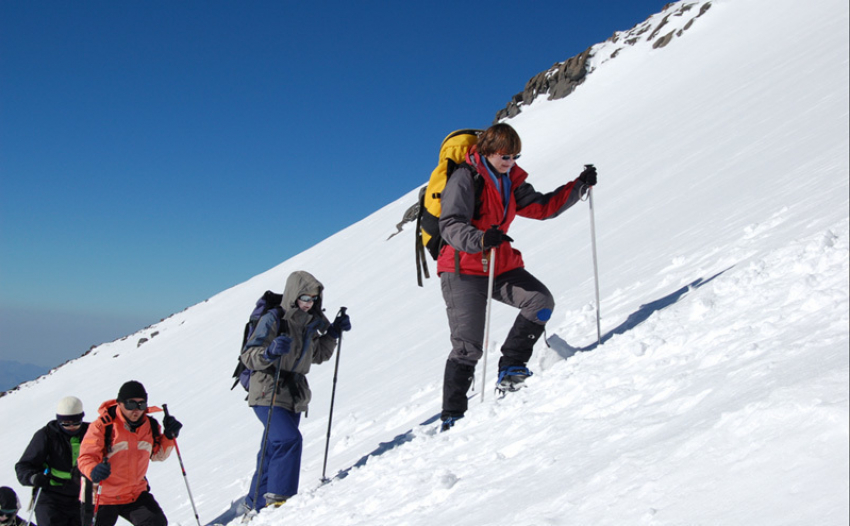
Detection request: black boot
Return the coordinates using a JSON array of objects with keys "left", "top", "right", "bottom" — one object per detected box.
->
[
  {"left": 498, "top": 315, "right": 545, "bottom": 372},
  {"left": 441, "top": 360, "right": 475, "bottom": 423}
]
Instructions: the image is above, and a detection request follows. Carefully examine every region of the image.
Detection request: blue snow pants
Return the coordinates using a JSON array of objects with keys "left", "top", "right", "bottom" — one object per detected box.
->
[{"left": 245, "top": 405, "right": 302, "bottom": 508}]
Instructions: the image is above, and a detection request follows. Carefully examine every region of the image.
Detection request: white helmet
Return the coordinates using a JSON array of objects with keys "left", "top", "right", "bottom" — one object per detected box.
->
[{"left": 56, "top": 396, "right": 84, "bottom": 419}]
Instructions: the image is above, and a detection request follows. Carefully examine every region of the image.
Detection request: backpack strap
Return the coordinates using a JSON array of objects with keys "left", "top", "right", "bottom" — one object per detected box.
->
[
  {"left": 100, "top": 406, "right": 161, "bottom": 455},
  {"left": 232, "top": 305, "right": 287, "bottom": 391},
  {"left": 277, "top": 371, "right": 302, "bottom": 406},
  {"left": 272, "top": 306, "right": 286, "bottom": 335},
  {"left": 453, "top": 162, "right": 485, "bottom": 220},
  {"left": 447, "top": 163, "right": 484, "bottom": 275},
  {"left": 100, "top": 406, "right": 117, "bottom": 456},
  {"left": 147, "top": 416, "right": 161, "bottom": 453},
  {"left": 415, "top": 186, "right": 431, "bottom": 287}
]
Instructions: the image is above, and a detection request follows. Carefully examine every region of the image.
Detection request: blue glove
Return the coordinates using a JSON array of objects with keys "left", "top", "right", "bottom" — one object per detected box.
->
[
  {"left": 163, "top": 415, "right": 182, "bottom": 439},
  {"left": 327, "top": 313, "right": 351, "bottom": 339},
  {"left": 263, "top": 335, "right": 292, "bottom": 361},
  {"left": 90, "top": 462, "right": 111, "bottom": 483},
  {"left": 334, "top": 313, "right": 351, "bottom": 332}
]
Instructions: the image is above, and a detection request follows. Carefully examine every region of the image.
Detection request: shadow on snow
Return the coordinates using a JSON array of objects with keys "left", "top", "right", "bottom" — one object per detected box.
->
[
  {"left": 547, "top": 268, "right": 730, "bottom": 359},
  {"left": 206, "top": 414, "right": 443, "bottom": 525}
]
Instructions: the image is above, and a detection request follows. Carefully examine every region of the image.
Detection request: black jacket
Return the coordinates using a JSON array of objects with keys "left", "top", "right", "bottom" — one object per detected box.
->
[{"left": 15, "top": 421, "right": 90, "bottom": 499}]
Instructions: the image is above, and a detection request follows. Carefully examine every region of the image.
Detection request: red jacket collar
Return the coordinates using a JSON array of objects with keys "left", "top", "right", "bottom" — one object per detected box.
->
[{"left": 466, "top": 149, "right": 529, "bottom": 187}]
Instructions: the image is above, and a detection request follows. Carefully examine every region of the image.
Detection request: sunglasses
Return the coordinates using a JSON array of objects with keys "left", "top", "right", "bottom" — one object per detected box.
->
[
  {"left": 59, "top": 420, "right": 82, "bottom": 428},
  {"left": 122, "top": 400, "right": 147, "bottom": 411},
  {"left": 500, "top": 154, "right": 521, "bottom": 161},
  {"left": 0, "top": 510, "right": 16, "bottom": 516},
  {"left": 298, "top": 295, "right": 318, "bottom": 303}
]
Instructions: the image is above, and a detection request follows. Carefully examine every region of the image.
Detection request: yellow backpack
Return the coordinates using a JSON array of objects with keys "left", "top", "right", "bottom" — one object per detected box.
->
[{"left": 415, "top": 129, "right": 484, "bottom": 286}]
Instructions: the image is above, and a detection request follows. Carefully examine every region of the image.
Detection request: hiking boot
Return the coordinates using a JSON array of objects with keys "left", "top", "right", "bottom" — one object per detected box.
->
[
  {"left": 239, "top": 503, "right": 256, "bottom": 524},
  {"left": 496, "top": 366, "right": 534, "bottom": 393},
  {"left": 440, "top": 415, "right": 463, "bottom": 432},
  {"left": 263, "top": 493, "right": 287, "bottom": 508}
]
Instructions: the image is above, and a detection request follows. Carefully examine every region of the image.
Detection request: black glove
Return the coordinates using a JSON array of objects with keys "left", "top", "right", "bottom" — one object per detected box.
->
[
  {"left": 30, "top": 473, "right": 50, "bottom": 488},
  {"left": 163, "top": 415, "right": 182, "bottom": 440},
  {"left": 263, "top": 335, "right": 292, "bottom": 361},
  {"left": 578, "top": 164, "right": 597, "bottom": 186},
  {"left": 327, "top": 313, "right": 351, "bottom": 339},
  {"left": 90, "top": 462, "right": 111, "bottom": 483},
  {"left": 481, "top": 226, "right": 513, "bottom": 251}
]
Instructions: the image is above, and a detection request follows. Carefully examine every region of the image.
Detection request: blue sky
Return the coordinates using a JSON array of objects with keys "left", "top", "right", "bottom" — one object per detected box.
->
[{"left": 0, "top": 0, "right": 667, "bottom": 368}]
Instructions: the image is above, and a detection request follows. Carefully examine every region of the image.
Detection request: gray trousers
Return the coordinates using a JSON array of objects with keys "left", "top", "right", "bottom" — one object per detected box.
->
[{"left": 440, "top": 267, "right": 555, "bottom": 367}]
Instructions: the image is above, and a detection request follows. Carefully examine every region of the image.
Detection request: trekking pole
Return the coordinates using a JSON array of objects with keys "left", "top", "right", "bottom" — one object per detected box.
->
[
  {"left": 587, "top": 181, "right": 602, "bottom": 346},
  {"left": 163, "top": 405, "right": 202, "bottom": 526},
  {"left": 25, "top": 488, "right": 42, "bottom": 526},
  {"left": 25, "top": 468, "right": 49, "bottom": 526},
  {"left": 481, "top": 247, "right": 496, "bottom": 402},
  {"left": 90, "top": 483, "right": 102, "bottom": 526},
  {"left": 251, "top": 358, "right": 283, "bottom": 512},
  {"left": 321, "top": 307, "right": 347, "bottom": 484}
]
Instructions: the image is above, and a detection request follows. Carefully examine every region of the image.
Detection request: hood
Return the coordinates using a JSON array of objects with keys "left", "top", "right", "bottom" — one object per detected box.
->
[
  {"left": 96, "top": 399, "right": 120, "bottom": 418},
  {"left": 281, "top": 270, "right": 324, "bottom": 323}
]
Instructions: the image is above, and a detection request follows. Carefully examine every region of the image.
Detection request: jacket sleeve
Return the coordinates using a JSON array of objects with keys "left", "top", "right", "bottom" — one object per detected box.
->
[
  {"left": 15, "top": 428, "right": 49, "bottom": 487},
  {"left": 312, "top": 334, "right": 336, "bottom": 364},
  {"left": 148, "top": 418, "right": 175, "bottom": 463},
  {"left": 514, "top": 178, "right": 587, "bottom": 220},
  {"left": 439, "top": 167, "right": 485, "bottom": 254},
  {"left": 240, "top": 311, "right": 279, "bottom": 371},
  {"left": 77, "top": 420, "right": 107, "bottom": 480}
]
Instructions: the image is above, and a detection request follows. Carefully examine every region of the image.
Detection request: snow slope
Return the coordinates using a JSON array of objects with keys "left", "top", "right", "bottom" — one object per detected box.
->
[{"left": 1, "top": 0, "right": 847, "bottom": 524}]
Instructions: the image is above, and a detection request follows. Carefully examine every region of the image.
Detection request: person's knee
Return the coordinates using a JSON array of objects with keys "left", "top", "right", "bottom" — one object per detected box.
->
[
  {"left": 449, "top": 342, "right": 482, "bottom": 366},
  {"left": 270, "top": 425, "right": 303, "bottom": 448},
  {"left": 534, "top": 307, "right": 553, "bottom": 323},
  {"left": 132, "top": 494, "right": 167, "bottom": 526},
  {"left": 528, "top": 292, "right": 555, "bottom": 323},
  {"left": 152, "top": 512, "right": 167, "bottom": 526},
  {"left": 138, "top": 511, "right": 167, "bottom": 526}
]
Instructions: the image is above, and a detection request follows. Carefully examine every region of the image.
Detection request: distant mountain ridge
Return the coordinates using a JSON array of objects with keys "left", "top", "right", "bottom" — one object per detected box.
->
[
  {"left": 0, "top": 360, "right": 49, "bottom": 394},
  {"left": 496, "top": 0, "right": 713, "bottom": 121}
]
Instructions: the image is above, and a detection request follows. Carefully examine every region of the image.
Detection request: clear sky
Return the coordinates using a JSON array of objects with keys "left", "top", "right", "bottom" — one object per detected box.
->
[{"left": 0, "top": 0, "right": 668, "bottom": 368}]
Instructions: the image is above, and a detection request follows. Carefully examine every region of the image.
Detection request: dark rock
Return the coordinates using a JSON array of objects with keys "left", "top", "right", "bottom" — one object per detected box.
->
[
  {"left": 494, "top": 2, "right": 713, "bottom": 121},
  {"left": 653, "top": 30, "right": 676, "bottom": 49},
  {"left": 493, "top": 46, "right": 592, "bottom": 123}
]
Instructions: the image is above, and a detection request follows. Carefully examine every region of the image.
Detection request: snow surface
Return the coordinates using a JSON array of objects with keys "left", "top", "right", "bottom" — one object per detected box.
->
[{"left": 2, "top": 0, "right": 848, "bottom": 524}]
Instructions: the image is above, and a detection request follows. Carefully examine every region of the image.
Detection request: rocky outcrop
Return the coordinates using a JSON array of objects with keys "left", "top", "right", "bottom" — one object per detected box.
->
[
  {"left": 495, "top": 46, "right": 593, "bottom": 121},
  {"left": 495, "top": 1, "right": 712, "bottom": 122}
]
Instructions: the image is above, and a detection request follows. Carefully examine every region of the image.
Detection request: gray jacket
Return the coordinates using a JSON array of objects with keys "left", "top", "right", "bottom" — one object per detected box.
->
[{"left": 240, "top": 271, "right": 337, "bottom": 412}]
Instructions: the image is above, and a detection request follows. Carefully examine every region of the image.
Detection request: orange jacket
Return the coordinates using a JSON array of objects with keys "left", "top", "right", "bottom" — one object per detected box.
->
[{"left": 77, "top": 400, "right": 174, "bottom": 505}]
